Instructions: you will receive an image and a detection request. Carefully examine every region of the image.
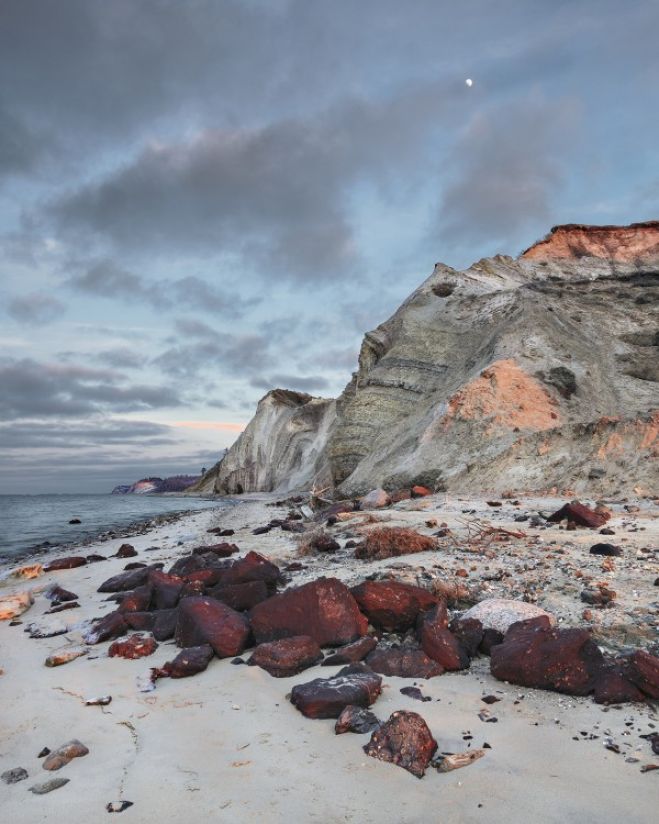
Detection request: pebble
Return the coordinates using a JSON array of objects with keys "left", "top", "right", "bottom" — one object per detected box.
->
[
  {"left": 29, "top": 777, "right": 70, "bottom": 794},
  {"left": 1, "top": 767, "right": 28, "bottom": 784},
  {"left": 42, "top": 739, "right": 89, "bottom": 771}
]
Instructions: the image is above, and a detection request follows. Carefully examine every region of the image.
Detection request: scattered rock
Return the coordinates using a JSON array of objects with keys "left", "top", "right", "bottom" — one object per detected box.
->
[
  {"left": 108, "top": 632, "right": 158, "bottom": 660},
  {"left": 249, "top": 635, "right": 323, "bottom": 677},
  {"left": 360, "top": 488, "right": 391, "bottom": 509},
  {"left": 85, "top": 695, "right": 112, "bottom": 706},
  {"left": 462, "top": 599, "right": 556, "bottom": 635},
  {"left": 220, "top": 551, "right": 282, "bottom": 590},
  {"left": 29, "top": 777, "right": 69, "bottom": 794},
  {"left": 209, "top": 580, "right": 269, "bottom": 611},
  {"left": 68, "top": 518, "right": 81, "bottom": 524},
  {"left": 152, "top": 644, "right": 215, "bottom": 680},
  {"left": 355, "top": 527, "right": 436, "bottom": 560},
  {"left": 400, "top": 686, "right": 431, "bottom": 702},
  {"left": 623, "top": 650, "right": 659, "bottom": 699},
  {"left": 449, "top": 617, "right": 484, "bottom": 657},
  {"left": 45, "top": 584, "right": 79, "bottom": 604},
  {"left": 84, "top": 610, "right": 128, "bottom": 644},
  {"left": 45, "top": 645, "right": 88, "bottom": 667},
  {"left": 351, "top": 580, "right": 437, "bottom": 632},
  {"left": 148, "top": 570, "right": 184, "bottom": 610},
  {"left": 37, "top": 748, "right": 50, "bottom": 758},
  {"left": 44, "top": 557, "right": 87, "bottom": 572},
  {"left": 115, "top": 543, "right": 137, "bottom": 558},
  {"left": 309, "top": 533, "right": 341, "bottom": 553},
  {"left": 366, "top": 646, "right": 444, "bottom": 678},
  {"left": 290, "top": 663, "right": 382, "bottom": 719},
  {"left": 42, "top": 739, "right": 89, "bottom": 771},
  {"left": 193, "top": 542, "right": 238, "bottom": 558},
  {"left": 250, "top": 577, "right": 368, "bottom": 647},
  {"left": 479, "top": 628, "right": 504, "bottom": 656},
  {"left": 590, "top": 543, "right": 623, "bottom": 557},
  {"left": 118, "top": 584, "right": 153, "bottom": 613},
  {"left": 546, "top": 501, "right": 610, "bottom": 529},
  {"left": 411, "top": 485, "right": 432, "bottom": 498},
  {"left": 322, "top": 636, "right": 378, "bottom": 666},
  {"left": 2, "top": 767, "right": 28, "bottom": 784},
  {"left": 98, "top": 565, "right": 161, "bottom": 593},
  {"left": 417, "top": 605, "right": 470, "bottom": 671},
  {"left": 363, "top": 710, "right": 437, "bottom": 778},
  {"left": 0, "top": 591, "right": 34, "bottom": 621},
  {"left": 335, "top": 705, "right": 381, "bottom": 734},
  {"left": 107, "top": 801, "right": 134, "bottom": 813},
  {"left": 176, "top": 596, "right": 250, "bottom": 658}
]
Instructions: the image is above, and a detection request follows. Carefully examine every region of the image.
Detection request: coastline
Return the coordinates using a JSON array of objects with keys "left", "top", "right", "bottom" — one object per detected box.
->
[{"left": 0, "top": 493, "right": 657, "bottom": 822}]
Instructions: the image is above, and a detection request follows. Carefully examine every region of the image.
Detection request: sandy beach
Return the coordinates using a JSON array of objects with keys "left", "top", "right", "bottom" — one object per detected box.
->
[{"left": 1, "top": 495, "right": 657, "bottom": 823}]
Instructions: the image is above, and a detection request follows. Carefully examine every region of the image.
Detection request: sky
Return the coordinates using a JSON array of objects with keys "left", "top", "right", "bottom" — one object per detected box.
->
[{"left": 1, "top": 0, "right": 658, "bottom": 494}]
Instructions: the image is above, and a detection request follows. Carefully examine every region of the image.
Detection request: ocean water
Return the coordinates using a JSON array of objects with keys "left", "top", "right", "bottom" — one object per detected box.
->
[{"left": 0, "top": 494, "right": 225, "bottom": 561}]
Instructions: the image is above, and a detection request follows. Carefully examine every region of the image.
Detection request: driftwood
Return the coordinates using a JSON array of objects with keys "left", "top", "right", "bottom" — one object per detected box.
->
[{"left": 435, "top": 748, "right": 485, "bottom": 772}]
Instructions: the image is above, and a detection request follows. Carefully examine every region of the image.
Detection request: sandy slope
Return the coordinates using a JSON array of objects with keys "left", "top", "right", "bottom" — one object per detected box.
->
[{"left": 0, "top": 498, "right": 657, "bottom": 823}]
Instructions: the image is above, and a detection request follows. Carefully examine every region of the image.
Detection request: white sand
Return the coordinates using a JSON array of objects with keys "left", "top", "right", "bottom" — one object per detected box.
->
[{"left": 0, "top": 497, "right": 657, "bottom": 823}]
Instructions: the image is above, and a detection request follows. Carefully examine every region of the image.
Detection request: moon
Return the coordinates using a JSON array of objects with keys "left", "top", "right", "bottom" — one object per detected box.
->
[{"left": 465, "top": 78, "right": 473, "bottom": 87}]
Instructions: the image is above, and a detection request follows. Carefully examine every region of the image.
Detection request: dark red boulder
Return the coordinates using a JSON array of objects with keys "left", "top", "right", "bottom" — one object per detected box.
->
[
  {"left": 310, "top": 534, "right": 341, "bottom": 553},
  {"left": 593, "top": 664, "right": 645, "bottom": 704},
  {"left": 118, "top": 584, "right": 153, "bottom": 613},
  {"left": 209, "top": 580, "right": 269, "bottom": 612},
  {"left": 97, "top": 564, "right": 162, "bottom": 593},
  {"left": 45, "top": 585, "right": 78, "bottom": 604},
  {"left": 290, "top": 663, "right": 382, "bottom": 719},
  {"left": 220, "top": 551, "right": 281, "bottom": 589},
  {"left": 192, "top": 543, "right": 239, "bottom": 558},
  {"left": 249, "top": 635, "right": 322, "bottom": 677},
  {"left": 124, "top": 611, "right": 155, "bottom": 632},
  {"left": 490, "top": 617, "right": 604, "bottom": 695},
  {"left": 366, "top": 646, "right": 444, "bottom": 679},
  {"left": 83, "top": 610, "right": 128, "bottom": 644},
  {"left": 250, "top": 578, "right": 368, "bottom": 646},
  {"left": 181, "top": 568, "right": 227, "bottom": 588},
  {"left": 322, "top": 636, "right": 377, "bottom": 666},
  {"left": 168, "top": 553, "right": 227, "bottom": 577},
  {"left": 448, "top": 617, "right": 484, "bottom": 658},
  {"left": 44, "top": 556, "right": 87, "bottom": 572},
  {"left": 152, "top": 645, "right": 214, "bottom": 680},
  {"left": 418, "top": 606, "right": 470, "bottom": 671},
  {"left": 363, "top": 710, "right": 437, "bottom": 778},
  {"left": 335, "top": 705, "right": 380, "bottom": 735},
  {"left": 176, "top": 596, "right": 250, "bottom": 658},
  {"left": 479, "top": 628, "right": 504, "bottom": 656},
  {"left": 148, "top": 570, "right": 184, "bottom": 610},
  {"left": 623, "top": 650, "right": 659, "bottom": 699},
  {"left": 547, "top": 502, "right": 610, "bottom": 528},
  {"left": 108, "top": 632, "right": 158, "bottom": 659},
  {"left": 115, "top": 543, "right": 137, "bottom": 558},
  {"left": 126, "top": 608, "right": 178, "bottom": 641},
  {"left": 350, "top": 581, "right": 437, "bottom": 632}
]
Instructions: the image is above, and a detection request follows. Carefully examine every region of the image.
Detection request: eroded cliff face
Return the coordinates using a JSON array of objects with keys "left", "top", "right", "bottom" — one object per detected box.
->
[
  {"left": 200, "top": 223, "right": 659, "bottom": 496},
  {"left": 193, "top": 389, "right": 335, "bottom": 495}
]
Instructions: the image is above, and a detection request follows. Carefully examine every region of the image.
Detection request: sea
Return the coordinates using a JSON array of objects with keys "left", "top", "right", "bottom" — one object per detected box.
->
[{"left": 0, "top": 494, "right": 226, "bottom": 562}]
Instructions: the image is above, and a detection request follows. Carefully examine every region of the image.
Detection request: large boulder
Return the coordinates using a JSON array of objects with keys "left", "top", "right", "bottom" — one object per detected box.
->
[
  {"left": 148, "top": 570, "right": 184, "bottom": 609},
  {"left": 249, "top": 635, "right": 322, "bottom": 677},
  {"left": 365, "top": 646, "right": 444, "bottom": 678},
  {"left": 363, "top": 711, "right": 437, "bottom": 778},
  {"left": 152, "top": 645, "right": 214, "bottom": 680},
  {"left": 249, "top": 578, "right": 368, "bottom": 646},
  {"left": 461, "top": 599, "right": 555, "bottom": 635},
  {"left": 490, "top": 616, "right": 604, "bottom": 695},
  {"left": 97, "top": 564, "right": 162, "bottom": 593},
  {"left": 209, "top": 581, "right": 269, "bottom": 612},
  {"left": 44, "top": 557, "right": 87, "bottom": 572},
  {"left": 417, "top": 606, "right": 470, "bottom": 671},
  {"left": 290, "top": 663, "right": 382, "bottom": 719},
  {"left": 360, "top": 488, "right": 391, "bottom": 509},
  {"left": 176, "top": 596, "right": 250, "bottom": 658},
  {"left": 322, "top": 636, "right": 377, "bottom": 666},
  {"left": 623, "top": 650, "right": 659, "bottom": 699},
  {"left": 350, "top": 581, "right": 437, "bottom": 632},
  {"left": 546, "top": 501, "right": 610, "bottom": 528},
  {"left": 220, "top": 551, "right": 281, "bottom": 590},
  {"left": 83, "top": 610, "right": 128, "bottom": 644}
]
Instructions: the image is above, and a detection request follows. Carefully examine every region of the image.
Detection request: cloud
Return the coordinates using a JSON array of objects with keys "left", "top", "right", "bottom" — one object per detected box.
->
[
  {"left": 6, "top": 292, "right": 65, "bottom": 324},
  {"left": 0, "top": 104, "right": 46, "bottom": 178},
  {"left": 437, "top": 97, "right": 581, "bottom": 249},
  {"left": 93, "top": 348, "right": 148, "bottom": 369},
  {"left": 0, "top": 357, "right": 182, "bottom": 418},
  {"left": 249, "top": 374, "right": 330, "bottom": 393},
  {"left": 67, "top": 260, "right": 257, "bottom": 317},
  {"left": 0, "top": 418, "right": 174, "bottom": 450}
]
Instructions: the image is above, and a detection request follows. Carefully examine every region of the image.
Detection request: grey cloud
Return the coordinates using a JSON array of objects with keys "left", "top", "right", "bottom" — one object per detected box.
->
[
  {"left": 0, "top": 105, "right": 46, "bottom": 177},
  {"left": 93, "top": 348, "right": 148, "bottom": 369},
  {"left": 437, "top": 98, "right": 580, "bottom": 249},
  {"left": 0, "top": 357, "right": 182, "bottom": 418},
  {"left": 0, "top": 418, "right": 174, "bottom": 450},
  {"left": 249, "top": 374, "right": 330, "bottom": 393},
  {"left": 7, "top": 292, "right": 65, "bottom": 324}
]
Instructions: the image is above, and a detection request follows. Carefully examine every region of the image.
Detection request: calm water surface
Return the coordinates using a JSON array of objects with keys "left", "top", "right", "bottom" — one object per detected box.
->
[{"left": 0, "top": 494, "right": 225, "bottom": 560}]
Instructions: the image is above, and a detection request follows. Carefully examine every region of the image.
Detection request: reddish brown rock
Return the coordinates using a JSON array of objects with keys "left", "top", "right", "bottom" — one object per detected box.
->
[
  {"left": 97, "top": 564, "right": 162, "bottom": 593},
  {"left": 249, "top": 578, "right": 368, "bottom": 647},
  {"left": 192, "top": 543, "right": 239, "bottom": 558},
  {"left": 209, "top": 580, "right": 269, "bottom": 611},
  {"left": 290, "top": 663, "right": 382, "bottom": 719},
  {"left": 335, "top": 705, "right": 381, "bottom": 734},
  {"left": 309, "top": 533, "right": 341, "bottom": 553},
  {"left": 593, "top": 665, "right": 645, "bottom": 704},
  {"left": 44, "top": 556, "right": 87, "bottom": 572},
  {"left": 168, "top": 553, "right": 227, "bottom": 577},
  {"left": 148, "top": 570, "right": 184, "bottom": 610},
  {"left": 42, "top": 740, "right": 89, "bottom": 771},
  {"left": 181, "top": 568, "right": 227, "bottom": 588},
  {"left": 108, "top": 632, "right": 158, "bottom": 660},
  {"left": 350, "top": 581, "right": 437, "bottom": 632},
  {"left": 418, "top": 606, "right": 470, "bottom": 671},
  {"left": 176, "top": 596, "right": 250, "bottom": 658},
  {"left": 521, "top": 221, "right": 659, "bottom": 262},
  {"left": 322, "top": 636, "right": 378, "bottom": 666},
  {"left": 125, "top": 608, "right": 178, "bottom": 641},
  {"left": 220, "top": 551, "right": 281, "bottom": 589},
  {"left": 546, "top": 502, "right": 610, "bottom": 529},
  {"left": 363, "top": 710, "right": 437, "bottom": 778},
  {"left": 115, "top": 543, "right": 137, "bottom": 558},
  {"left": 354, "top": 528, "right": 437, "bottom": 561},
  {"left": 490, "top": 617, "right": 604, "bottom": 695},
  {"left": 152, "top": 644, "right": 214, "bottom": 680},
  {"left": 83, "top": 610, "right": 128, "bottom": 644},
  {"left": 366, "top": 646, "right": 444, "bottom": 678},
  {"left": 448, "top": 617, "right": 484, "bottom": 658},
  {"left": 389, "top": 489, "right": 412, "bottom": 503},
  {"left": 359, "top": 488, "right": 391, "bottom": 509},
  {"left": 118, "top": 584, "right": 153, "bottom": 613},
  {"left": 45, "top": 585, "right": 79, "bottom": 604},
  {"left": 249, "top": 635, "right": 322, "bottom": 677},
  {"left": 411, "top": 485, "right": 432, "bottom": 498},
  {"left": 479, "top": 628, "right": 504, "bottom": 656},
  {"left": 623, "top": 650, "right": 659, "bottom": 699}
]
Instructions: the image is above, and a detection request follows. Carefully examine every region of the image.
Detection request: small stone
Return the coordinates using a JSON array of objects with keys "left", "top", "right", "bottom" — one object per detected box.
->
[
  {"left": 400, "top": 686, "right": 431, "bottom": 702},
  {"left": 589, "top": 543, "right": 622, "bottom": 557},
  {"left": 106, "top": 801, "right": 134, "bottom": 813},
  {"left": 2, "top": 767, "right": 28, "bottom": 784},
  {"left": 42, "top": 739, "right": 89, "bottom": 771},
  {"left": 29, "top": 777, "right": 69, "bottom": 794},
  {"left": 37, "top": 748, "right": 51, "bottom": 758},
  {"left": 85, "top": 696, "right": 112, "bottom": 706},
  {"left": 45, "top": 645, "right": 88, "bottom": 667},
  {"left": 335, "top": 705, "right": 381, "bottom": 734},
  {"left": 115, "top": 544, "right": 137, "bottom": 558}
]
